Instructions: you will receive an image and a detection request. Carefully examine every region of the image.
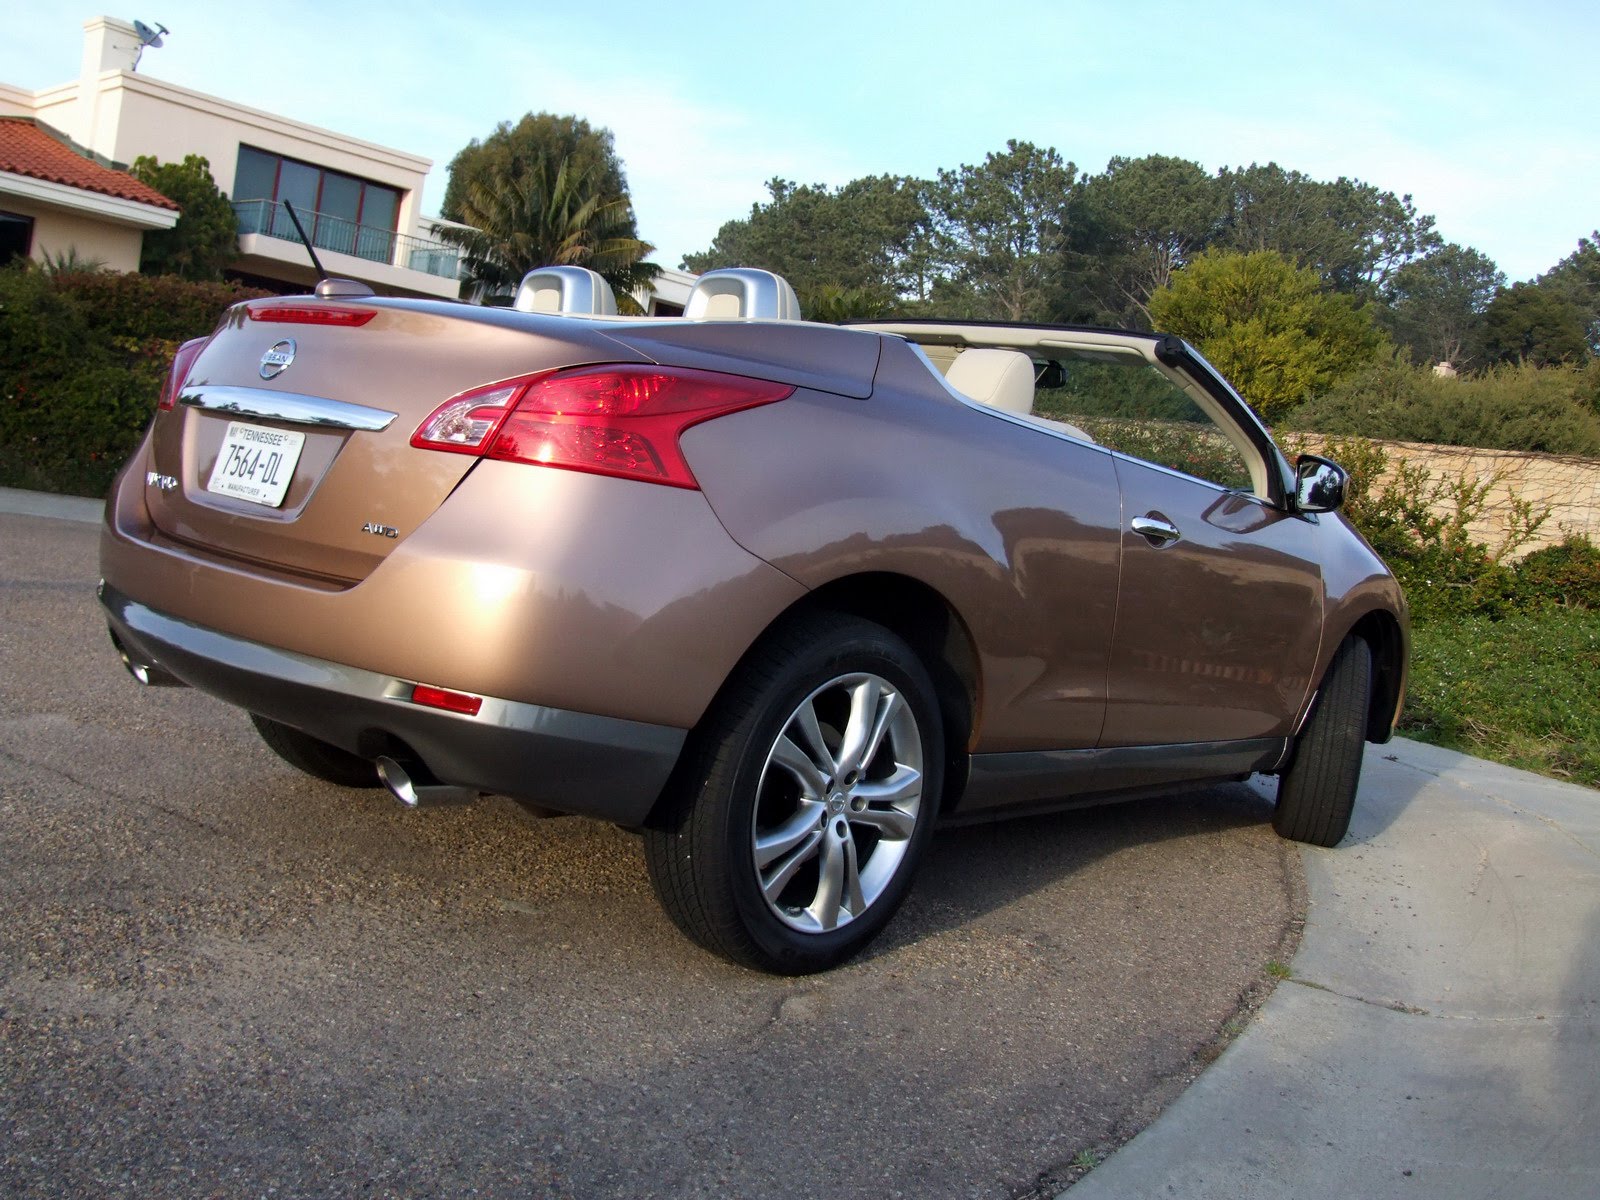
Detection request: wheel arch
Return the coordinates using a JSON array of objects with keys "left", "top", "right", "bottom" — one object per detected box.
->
[
  {"left": 1341, "top": 607, "right": 1408, "bottom": 744},
  {"left": 789, "top": 573, "right": 979, "bottom": 814},
  {"left": 649, "top": 571, "right": 980, "bottom": 825}
]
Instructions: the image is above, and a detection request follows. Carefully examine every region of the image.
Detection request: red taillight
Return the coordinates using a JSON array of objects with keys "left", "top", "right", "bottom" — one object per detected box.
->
[
  {"left": 410, "top": 683, "right": 483, "bottom": 716},
  {"left": 158, "top": 336, "right": 211, "bottom": 411},
  {"left": 411, "top": 364, "right": 793, "bottom": 489},
  {"left": 247, "top": 304, "right": 376, "bottom": 327}
]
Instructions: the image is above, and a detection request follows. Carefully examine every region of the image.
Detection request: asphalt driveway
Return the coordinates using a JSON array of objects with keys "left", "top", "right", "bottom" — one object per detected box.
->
[{"left": 0, "top": 503, "right": 1301, "bottom": 1198}]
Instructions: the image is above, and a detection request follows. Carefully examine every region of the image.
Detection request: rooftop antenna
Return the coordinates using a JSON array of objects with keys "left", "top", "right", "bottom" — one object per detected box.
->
[
  {"left": 281, "top": 199, "right": 374, "bottom": 297},
  {"left": 130, "top": 20, "right": 168, "bottom": 72},
  {"left": 280, "top": 199, "right": 328, "bottom": 281}
]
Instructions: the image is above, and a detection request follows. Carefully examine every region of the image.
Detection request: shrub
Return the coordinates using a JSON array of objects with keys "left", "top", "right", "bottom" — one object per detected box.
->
[
  {"left": 1307, "top": 433, "right": 1546, "bottom": 620},
  {"left": 0, "top": 267, "right": 269, "bottom": 496},
  {"left": 130, "top": 154, "right": 240, "bottom": 281},
  {"left": 1147, "top": 248, "right": 1387, "bottom": 423},
  {"left": 44, "top": 270, "right": 266, "bottom": 342},
  {"left": 1511, "top": 536, "right": 1600, "bottom": 610},
  {"left": 1403, "top": 609, "right": 1600, "bottom": 785},
  {"left": 1285, "top": 358, "right": 1600, "bottom": 456}
]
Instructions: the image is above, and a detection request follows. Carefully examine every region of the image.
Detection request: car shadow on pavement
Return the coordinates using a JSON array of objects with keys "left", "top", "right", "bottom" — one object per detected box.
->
[{"left": 866, "top": 779, "right": 1286, "bottom": 960}]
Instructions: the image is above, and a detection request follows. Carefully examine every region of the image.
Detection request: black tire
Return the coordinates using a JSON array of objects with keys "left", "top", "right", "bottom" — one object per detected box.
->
[
  {"left": 1273, "top": 637, "right": 1372, "bottom": 847},
  {"left": 643, "top": 613, "right": 945, "bottom": 974},
  {"left": 250, "top": 714, "right": 381, "bottom": 789}
]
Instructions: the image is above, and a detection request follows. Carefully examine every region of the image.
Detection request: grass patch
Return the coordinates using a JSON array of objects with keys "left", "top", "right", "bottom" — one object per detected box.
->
[{"left": 1401, "top": 608, "right": 1600, "bottom": 787}]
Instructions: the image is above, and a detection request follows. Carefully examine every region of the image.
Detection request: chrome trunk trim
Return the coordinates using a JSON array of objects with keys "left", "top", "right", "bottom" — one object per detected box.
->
[{"left": 178, "top": 385, "right": 397, "bottom": 431}]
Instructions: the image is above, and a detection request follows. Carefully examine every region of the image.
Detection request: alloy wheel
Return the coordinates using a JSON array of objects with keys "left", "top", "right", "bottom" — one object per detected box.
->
[{"left": 752, "top": 672, "right": 925, "bottom": 934}]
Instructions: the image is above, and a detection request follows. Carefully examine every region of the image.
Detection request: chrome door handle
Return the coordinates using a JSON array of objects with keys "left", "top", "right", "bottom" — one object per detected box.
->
[{"left": 1131, "top": 515, "right": 1181, "bottom": 547}]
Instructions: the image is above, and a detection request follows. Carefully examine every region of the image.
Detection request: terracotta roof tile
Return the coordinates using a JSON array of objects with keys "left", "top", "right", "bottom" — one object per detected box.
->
[{"left": 0, "top": 120, "right": 178, "bottom": 210}]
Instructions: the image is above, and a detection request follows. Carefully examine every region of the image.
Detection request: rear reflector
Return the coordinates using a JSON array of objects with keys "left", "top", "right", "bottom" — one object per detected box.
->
[
  {"left": 411, "top": 364, "right": 793, "bottom": 489},
  {"left": 247, "top": 304, "right": 376, "bottom": 327},
  {"left": 410, "top": 684, "right": 483, "bottom": 717},
  {"left": 411, "top": 383, "right": 525, "bottom": 455},
  {"left": 158, "top": 336, "right": 211, "bottom": 411}
]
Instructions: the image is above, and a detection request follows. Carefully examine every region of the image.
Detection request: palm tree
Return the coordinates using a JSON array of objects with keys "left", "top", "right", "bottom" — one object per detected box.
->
[{"left": 434, "top": 153, "right": 659, "bottom": 307}]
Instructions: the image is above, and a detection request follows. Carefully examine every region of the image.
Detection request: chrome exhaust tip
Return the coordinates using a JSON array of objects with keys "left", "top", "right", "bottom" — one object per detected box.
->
[
  {"left": 375, "top": 755, "right": 477, "bottom": 809},
  {"left": 109, "top": 630, "right": 186, "bottom": 687}
]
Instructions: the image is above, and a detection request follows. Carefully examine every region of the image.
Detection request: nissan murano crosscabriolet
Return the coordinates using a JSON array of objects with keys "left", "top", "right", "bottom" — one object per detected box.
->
[{"left": 100, "top": 265, "right": 1407, "bottom": 973}]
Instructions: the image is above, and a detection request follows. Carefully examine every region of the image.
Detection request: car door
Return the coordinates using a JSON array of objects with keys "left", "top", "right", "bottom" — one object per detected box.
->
[
  {"left": 1104, "top": 458, "right": 1324, "bottom": 747},
  {"left": 1033, "top": 344, "right": 1324, "bottom": 751}
]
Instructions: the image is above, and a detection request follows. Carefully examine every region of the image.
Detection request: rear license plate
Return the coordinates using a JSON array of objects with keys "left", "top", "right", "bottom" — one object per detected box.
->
[{"left": 206, "top": 421, "right": 306, "bottom": 507}]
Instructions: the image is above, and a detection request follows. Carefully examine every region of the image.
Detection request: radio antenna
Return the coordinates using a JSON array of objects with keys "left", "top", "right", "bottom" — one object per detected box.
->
[{"left": 280, "top": 199, "right": 328, "bottom": 281}]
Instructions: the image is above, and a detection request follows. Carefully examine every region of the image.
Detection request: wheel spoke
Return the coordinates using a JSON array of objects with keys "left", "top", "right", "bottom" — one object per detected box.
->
[
  {"left": 761, "top": 829, "right": 823, "bottom": 903},
  {"left": 835, "top": 678, "right": 885, "bottom": 776},
  {"left": 755, "top": 803, "right": 825, "bottom": 869},
  {"left": 770, "top": 734, "right": 830, "bottom": 799},
  {"left": 811, "top": 829, "right": 846, "bottom": 930},
  {"left": 792, "top": 699, "right": 836, "bottom": 775},
  {"left": 842, "top": 832, "right": 866, "bottom": 915},
  {"left": 849, "top": 803, "right": 917, "bottom": 841},
  {"left": 851, "top": 764, "right": 922, "bottom": 810},
  {"left": 859, "top": 688, "right": 903, "bottom": 775}
]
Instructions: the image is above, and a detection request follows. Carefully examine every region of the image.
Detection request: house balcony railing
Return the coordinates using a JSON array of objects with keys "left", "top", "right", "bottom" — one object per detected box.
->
[{"left": 232, "top": 199, "right": 461, "bottom": 280}]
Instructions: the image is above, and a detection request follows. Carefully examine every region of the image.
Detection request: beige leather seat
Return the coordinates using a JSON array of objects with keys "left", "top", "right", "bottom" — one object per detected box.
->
[
  {"left": 944, "top": 348, "right": 1035, "bottom": 415},
  {"left": 944, "top": 349, "right": 1095, "bottom": 442}
]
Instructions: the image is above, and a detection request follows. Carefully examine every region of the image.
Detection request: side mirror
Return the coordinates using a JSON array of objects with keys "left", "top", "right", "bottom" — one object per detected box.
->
[
  {"left": 1034, "top": 360, "right": 1067, "bottom": 389},
  {"left": 1294, "top": 454, "right": 1348, "bottom": 514}
]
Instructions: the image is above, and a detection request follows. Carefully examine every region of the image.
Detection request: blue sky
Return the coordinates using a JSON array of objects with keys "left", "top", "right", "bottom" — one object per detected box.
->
[{"left": 5, "top": 1, "right": 1594, "bottom": 282}]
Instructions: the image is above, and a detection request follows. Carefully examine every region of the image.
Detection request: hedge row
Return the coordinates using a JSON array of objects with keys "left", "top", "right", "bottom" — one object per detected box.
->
[
  {"left": 1283, "top": 358, "right": 1600, "bottom": 457},
  {"left": 1314, "top": 434, "right": 1600, "bottom": 620},
  {"left": 0, "top": 268, "right": 270, "bottom": 496}
]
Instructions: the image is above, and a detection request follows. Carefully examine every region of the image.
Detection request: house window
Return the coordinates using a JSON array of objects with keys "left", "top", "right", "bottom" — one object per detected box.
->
[
  {"left": 0, "top": 210, "right": 33, "bottom": 265},
  {"left": 233, "top": 146, "right": 402, "bottom": 264}
]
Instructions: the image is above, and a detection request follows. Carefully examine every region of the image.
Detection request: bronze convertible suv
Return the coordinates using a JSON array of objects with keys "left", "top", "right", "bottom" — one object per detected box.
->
[{"left": 100, "top": 265, "right": 1408, "bottom": 973}]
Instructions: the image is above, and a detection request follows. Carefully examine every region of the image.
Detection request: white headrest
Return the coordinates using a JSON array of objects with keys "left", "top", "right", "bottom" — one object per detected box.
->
[
  {"left": 514, "top": 266, "right": 618, "bottom": 316},
  {"left": 684, "top": 268, "right": 803, "bottom": 321},
  {"left": 944, "top": 348, "right": 1035, "bottom": 415}
]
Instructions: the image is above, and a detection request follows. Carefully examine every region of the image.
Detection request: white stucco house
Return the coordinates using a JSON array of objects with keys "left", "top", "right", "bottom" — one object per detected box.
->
[
  {"left": 1, "top": 16, "right": 694, "bottom": 312},
  {"left": 0, "top": 15, "right": 462, "bottom": 298}
]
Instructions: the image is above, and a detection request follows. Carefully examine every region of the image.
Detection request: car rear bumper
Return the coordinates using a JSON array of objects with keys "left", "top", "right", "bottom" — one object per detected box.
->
[{"left": 102, "top": 583, "right": 686, "bottom": 825}]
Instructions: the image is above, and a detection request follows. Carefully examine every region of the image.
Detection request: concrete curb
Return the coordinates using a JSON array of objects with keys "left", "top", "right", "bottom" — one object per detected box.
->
[
  {"left": 0, "top": 486, "right": 104, "bottom": 525},
  {"left": 1066, "top": 738, "right": 1600, "bottom": 1198}
]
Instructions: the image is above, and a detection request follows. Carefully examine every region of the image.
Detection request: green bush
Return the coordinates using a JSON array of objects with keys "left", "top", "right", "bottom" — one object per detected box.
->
[
  {"left": 1511, "top": 536, "right": 1600, "bottom": 610},
  {"left": 1147, "top": 248, "right": 1387, "bottom": 424},
  {"left": 0, "top": 267, "right": 269, "bottom": 496},
  {"left": 1305, "top": 434, "right": 1544, "bottom": 620},
  {"left": 1402, "top": 609, "right": 1600, "bottom": 786},
  {"left": 1278, "top": 433, "right": 1599, "bottom": 784},
  {"left": 1072, "top": 416, "right": 1253, "bottom": 491},
  {"left": 1285, "top": 357, "right": 1600, "bottom": 456},
  {"left": 37, "top": 270, "right": 269, "bottom": 342},
  {"left": 130, "top": 154, "right": 240, "bottom": 281}
]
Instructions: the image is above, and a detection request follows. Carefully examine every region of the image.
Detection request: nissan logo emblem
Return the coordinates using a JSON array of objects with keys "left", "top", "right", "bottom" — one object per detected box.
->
[{"left": 259, "top": 338, "right": 297, "bottom": 379}]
